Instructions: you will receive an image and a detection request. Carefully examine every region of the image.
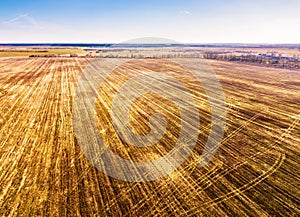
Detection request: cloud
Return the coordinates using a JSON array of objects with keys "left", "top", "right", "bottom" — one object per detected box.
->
[
  {"left": 3, "top": 14, "right": 42, "bottom": 29},
  {"left": 180, "top": 10, "right": 190, "bottom": 15},
  {"left": 3, "top": 14, "right": 27, "bottom": 24}
]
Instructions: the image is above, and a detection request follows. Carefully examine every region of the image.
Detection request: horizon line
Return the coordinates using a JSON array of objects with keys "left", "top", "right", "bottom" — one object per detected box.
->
[{"left": 1, "top": 42, "right": 300, "bottom": 45}]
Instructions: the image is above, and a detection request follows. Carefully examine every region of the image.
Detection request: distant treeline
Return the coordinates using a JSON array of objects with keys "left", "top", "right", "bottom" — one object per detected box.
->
[
  {"left": 29, "top": 54, "right": 79, "bottom": 58},
  {"left": 29, "top": 53, "right": 204, "bottom": 58},
  {"left": 203, "top": 53, "right": 300, "bottom": 70},
  {"left": 0, "top": 49, "right": 48, "bottom": 53},
  {"left": 95, "top": 53, "right": 204, "bottom": 59},
  {"left": 29, "top": 54, "right": 58, "bottom": 58},
  {"left": 28, "top": 51, "right": 300, "bottom": 70}
]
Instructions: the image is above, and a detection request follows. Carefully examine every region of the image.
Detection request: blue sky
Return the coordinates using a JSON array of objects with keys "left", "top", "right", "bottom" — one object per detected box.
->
[{"left": 0, "top": 0, "right": 299, "bottom": 43}]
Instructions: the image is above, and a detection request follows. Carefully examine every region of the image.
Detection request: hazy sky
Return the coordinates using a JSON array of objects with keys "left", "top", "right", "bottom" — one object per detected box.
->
[{"left": 0, "top": 0, "right": 299, "bottom": 43}]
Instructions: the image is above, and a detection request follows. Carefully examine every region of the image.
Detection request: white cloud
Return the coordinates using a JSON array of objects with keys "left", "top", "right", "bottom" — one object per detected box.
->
[
  {"left": 3, "top": 14, "right": 27, "bottom": 24},
  {"left": 3, "top": 14, "right": 42, "bottom": 29},
  {"left": 180, "top": 10, "right": 190, "bottom": 15}
]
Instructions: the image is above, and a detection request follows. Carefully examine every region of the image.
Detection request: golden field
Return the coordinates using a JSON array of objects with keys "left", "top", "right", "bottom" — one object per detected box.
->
[
  {"left": 0, "top": 49, "right": 85, "bottom": 57},
  {"left": 0, "top": 56, "right": 299, "bottom": 216}
]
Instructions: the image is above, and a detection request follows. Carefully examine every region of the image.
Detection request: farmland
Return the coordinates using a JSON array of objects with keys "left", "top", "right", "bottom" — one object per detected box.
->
[
  {"left": 0, "top": 48, "right": 85, "bottom": 57},
  {"left": 0, "top": 54, "right": 299, "bottom": 216}
]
